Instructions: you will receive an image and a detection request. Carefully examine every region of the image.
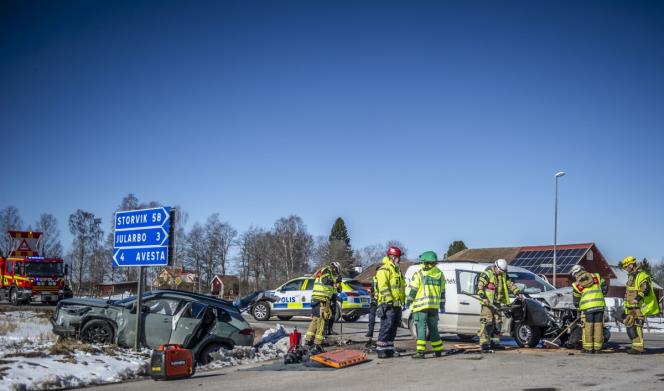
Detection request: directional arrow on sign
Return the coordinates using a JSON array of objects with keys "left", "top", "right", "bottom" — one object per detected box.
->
[
  {"left": 114, "top": 207, "right": 171, "bottom": 230},
  {"left": 113, "top": 247, "right": 169, "bottom": 267},
  {"left": 114, "top": 226, "right": 169, "bottom": 248}
]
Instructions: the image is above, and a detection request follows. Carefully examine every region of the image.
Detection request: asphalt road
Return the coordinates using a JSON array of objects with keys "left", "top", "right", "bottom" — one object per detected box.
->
[{"left": 95, "top": 317, "right": 664, "bottom": 391}]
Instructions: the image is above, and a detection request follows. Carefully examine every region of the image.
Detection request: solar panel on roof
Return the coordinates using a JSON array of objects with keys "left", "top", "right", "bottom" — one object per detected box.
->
[{"left": 512, "top": 247, "right": 588, "bottom": 275}]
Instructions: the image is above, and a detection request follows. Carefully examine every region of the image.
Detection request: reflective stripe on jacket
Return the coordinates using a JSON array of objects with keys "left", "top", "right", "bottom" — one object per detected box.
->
[
  {"left": 476, "top": 268, "right": 518, "bottom": 305},
  {"left": 375, "top": 257, "right": 406, "bottom": 306},
  {"left": 572, "top": 272, "right": 606, "bottom": 311},
  {"left": 312, "top": 267, "right": 335, "bottom": 301},
  {"left": 406, "top": 265, "right": 445, "bottom": 312},
  {"left": 626, "top": 269, "right": 660, "bottom": 316}
]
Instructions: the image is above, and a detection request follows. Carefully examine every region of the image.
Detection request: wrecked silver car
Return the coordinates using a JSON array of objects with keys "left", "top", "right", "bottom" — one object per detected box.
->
[
  {"left": 530, "top": 287, "right": 614, "bottom": 348},
  {"left": 51, "top": 289, "right": 261, "bottom": 364}
]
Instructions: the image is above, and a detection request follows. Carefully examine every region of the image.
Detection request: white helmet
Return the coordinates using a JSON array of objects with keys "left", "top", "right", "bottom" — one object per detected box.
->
[
  {"left": 570, "top": 264, "right": 585, "bottom": 277},
  {"left": 494, "top": 259, "right": 508, "bottom": 272},
  {"left": 331, "top": 262, "right": 341, "bottom": 272}
]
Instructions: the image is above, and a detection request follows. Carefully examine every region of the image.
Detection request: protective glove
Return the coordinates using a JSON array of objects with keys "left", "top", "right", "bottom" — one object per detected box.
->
[
  {"left": 517, "top": 294, "right": 525, "bottom": 300},
  {"left": 405, "top": 300, "right": 412, "bottom": 309},
  {"left": 482, "top": 298, "right": 490, "bottom": 306},
  {"left": 439, "top": 302, "right": 446, "bottom": 313}
]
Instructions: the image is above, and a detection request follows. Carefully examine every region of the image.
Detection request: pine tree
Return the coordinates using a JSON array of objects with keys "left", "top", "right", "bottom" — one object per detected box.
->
[
  {"left": 327, "top": 217, "right": 354, "bottom": 273},
  {"left": 641, "top": 258, "right": 653, "bottom": 275},
  {"left": 446, "top": 240, "right": 468, "bottom": 258}
]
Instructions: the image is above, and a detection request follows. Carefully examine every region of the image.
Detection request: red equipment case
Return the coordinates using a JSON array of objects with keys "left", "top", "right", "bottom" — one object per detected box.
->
[{"left": 150, "top": 344, "right": 195, "bottom": 380}]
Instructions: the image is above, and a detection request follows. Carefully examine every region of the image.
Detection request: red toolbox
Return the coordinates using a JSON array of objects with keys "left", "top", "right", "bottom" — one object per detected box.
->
[{"left": 150, "top": 344, "right": 195, "bottom": 380}]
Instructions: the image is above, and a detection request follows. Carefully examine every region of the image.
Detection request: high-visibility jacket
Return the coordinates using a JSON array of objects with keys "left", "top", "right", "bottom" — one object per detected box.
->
[
  {"left": 312, "top": 267, "right": 336, "bottom": 301},
  {"left": 625, "top": 269, "right": 660, "bottom": 316},
  {"left": 572, "top": 272, "right": 606, "bottom": 312},
  {"left": 476, "top": 268, "right": 520, "bottom": 305},
  {"left": 406, "top": 265, "right": 445, "bottom": 312},
  {"left": 375, "top": 257, "right": 406, "bottom": 306}
]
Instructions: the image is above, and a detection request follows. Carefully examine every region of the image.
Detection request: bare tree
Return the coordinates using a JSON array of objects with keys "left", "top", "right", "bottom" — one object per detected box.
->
[
  {"left": 0, "top": 206, "right": 23, "bottom": 257},
  {"left": 186, "top": 223, "right": 206, "bottom": 293},
  {"left": 273, "top": 215, "right": 313, "bottom": 279},
  {"left": 68, "top": 210, "right": 103, "bottom": 295},
  {"left": 35, "top": 213, "right": 63, "bottom": 257}
]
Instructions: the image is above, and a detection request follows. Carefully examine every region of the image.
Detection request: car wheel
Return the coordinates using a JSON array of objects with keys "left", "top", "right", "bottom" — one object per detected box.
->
[
  {"left": 277, "top": 316, "right": 293, "bottom": 321},
  {"left": 457, "top": 334, "right": 476, "bottom": 342},
  {"left": 10, "top": 288, "right": 19, "bottom": 306},
  {"left": 198, "top": 342, "right": 230, "bottom": 365},
  {"left": 342, "top": 314, "right": 360, "bottom": 322},
  {"left": 252, "top": 301, "right": 271, "bottom": 321},
  {"left": 513, "top": 323, "right": 541, "bottom": 348},
  {"left": 80, "top": 320, "right": 114, "bottom": 344}
]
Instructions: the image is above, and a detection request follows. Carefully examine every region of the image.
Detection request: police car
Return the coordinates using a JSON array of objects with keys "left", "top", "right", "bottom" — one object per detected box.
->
[{"left": 250, "top": 277, "right": 371, "bottom": 322}]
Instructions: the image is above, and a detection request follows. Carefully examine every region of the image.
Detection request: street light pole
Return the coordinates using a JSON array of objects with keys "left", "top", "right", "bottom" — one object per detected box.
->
[{"left": 553, "top": 171, "right": 566, "bottom": 288}]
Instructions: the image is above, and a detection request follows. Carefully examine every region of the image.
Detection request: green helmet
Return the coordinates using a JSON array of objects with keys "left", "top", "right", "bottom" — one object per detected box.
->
[{"left": 419, "top": 251, "right": 438, "bottom": 263}]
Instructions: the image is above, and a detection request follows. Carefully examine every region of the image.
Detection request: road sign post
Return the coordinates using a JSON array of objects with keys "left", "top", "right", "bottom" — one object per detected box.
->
[{"left": 113, "top": 206, "right": 172, "bottom": 351}]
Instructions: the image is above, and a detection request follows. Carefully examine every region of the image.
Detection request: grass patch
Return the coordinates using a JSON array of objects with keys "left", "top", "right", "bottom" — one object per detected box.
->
[
  {"left": 49, "top": 339, "right": 101, "bottom": 356},
  {"left": 0, "top": 319, "right": 19, "bottom": 335}
]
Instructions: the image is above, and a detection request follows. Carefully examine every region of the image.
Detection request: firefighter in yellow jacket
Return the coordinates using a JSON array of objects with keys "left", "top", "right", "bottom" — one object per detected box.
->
[
  {"left": 570, "top": 265, "right": 607, "bottom": 354},
  {"left": 620, "top": 256, "right": 660, "bottom": 354},
  {"left": 406, "top": 251, "right": 445, "bottom": 359},
  {"left": 476, "top": 259, "right": 523, "bottom": 351},
  {"left": 374, "top": 246, "right": 406, "bottom": 358},
  {"left": 304, "top": 262, "right": 340, "bottom": 353}
]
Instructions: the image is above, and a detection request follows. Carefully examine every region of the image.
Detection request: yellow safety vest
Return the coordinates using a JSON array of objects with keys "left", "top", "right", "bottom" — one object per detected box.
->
[
  {"left": 312, "top": 268, "right": 335, "bottom": 301},
  {"left": 478, "top": 268, "right": 511, "bottom": 305},
  {"left": 375, "top": 257, "right": 406, "bottom": 306},
  {"left": 572, "top": 272, "right": 605, "bottom": 311},
  {"left": 406, "top": 266, "right": 445, "bottom": 312},
  {"left": 626, "top": 270, "right": 660, "bottom": 316}
]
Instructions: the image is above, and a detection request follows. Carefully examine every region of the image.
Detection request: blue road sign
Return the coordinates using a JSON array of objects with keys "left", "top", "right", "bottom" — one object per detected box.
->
[
  {"left": 114, "top": 226, "right": 169, "bottom": 248},
  {"left": 113, "top": 206, "right": 171, "bottom": 267},
  {"left": 115, "top": 207, "right": 170, "bottom": 230},
  {"left": 113, "top": 247, "right": 168, "bottom": 267}
]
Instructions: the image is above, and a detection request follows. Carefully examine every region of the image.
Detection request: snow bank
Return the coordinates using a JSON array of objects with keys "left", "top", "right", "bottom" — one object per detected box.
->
[
  {"left": 201, "top": 324, "right": 290, "bottom": 370},
  {"left": 0, "top": 311, "right": 149, "bottom": 391}
]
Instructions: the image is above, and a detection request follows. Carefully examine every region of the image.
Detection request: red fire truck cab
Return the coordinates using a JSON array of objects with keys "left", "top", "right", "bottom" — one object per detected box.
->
[{"left": 0, "top": 231, "right": 71, "bottom": 305}]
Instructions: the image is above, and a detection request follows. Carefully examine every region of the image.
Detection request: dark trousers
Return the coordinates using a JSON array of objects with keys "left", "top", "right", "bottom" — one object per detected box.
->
[
  {"left": 367, "top": 303, "right": 377, "bottom": 336},
  {"left": 326, "top": 295, "right": 337, "bottom": 335},
  {"left": 377, "top": 305, "right": 401, "bottom": 350}
]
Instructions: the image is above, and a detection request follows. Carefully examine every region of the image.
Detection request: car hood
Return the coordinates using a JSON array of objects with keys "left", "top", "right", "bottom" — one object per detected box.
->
[
  {"left": 59, "top": 297, "right": 116, "bottom": 308},
  {"left": 530, "top": 287, "right": 575, "bottom": 309}
]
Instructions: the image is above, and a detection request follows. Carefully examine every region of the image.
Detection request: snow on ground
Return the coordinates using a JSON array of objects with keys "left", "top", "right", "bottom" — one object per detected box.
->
[
  {"left": 200, "top": 324, "right": 290, "bottom": 371},
  {"left": 609, "top": 316, "right": 664, "bottom": 334},
  {"left": 0, "top": 311, "right": 148, "bottom": 391}
]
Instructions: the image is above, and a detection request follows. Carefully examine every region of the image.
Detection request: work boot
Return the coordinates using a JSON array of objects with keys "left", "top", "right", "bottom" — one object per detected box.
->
[
  {"left": 581, "top": 349, "right": 593, "bottom": 354},
  {"left": 304, "top": 340, "right": 314, "bottom": 348},
  {"left": 310, "top": 344, "right": 324, "bottom": 354},
  {"left": 626, "top": 348, "right": 643, "bottom": 355},
  {"left": 434, "top": 351, "right": 443, "bottom": 358},
  {"left": 480, "top": 344, "right": 491, "bottom": 352},
  {"left": 411, "top": 352, "right": 425, "bottom": 359},
  {"left": 377, "top": 349, "right": 394, "bottom": 359},
  {"left": 364, "top": 332, "right": 373, "bottom": 338},
  {"left": 490, "top": 343, "right": 506, "bottom": 350},
  {"left": 365, "top": 339, "right": 376, "bottom": 348}
]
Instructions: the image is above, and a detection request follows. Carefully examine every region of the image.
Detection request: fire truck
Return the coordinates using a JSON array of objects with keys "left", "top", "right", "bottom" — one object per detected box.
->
[{"left": 0, "top": 231, "right": 71, "bottom": 305}]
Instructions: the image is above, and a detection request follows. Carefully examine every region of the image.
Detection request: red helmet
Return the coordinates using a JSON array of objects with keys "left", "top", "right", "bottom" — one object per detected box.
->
[{"left": 387, "top": 246, "right": 402, "bottom": 257}]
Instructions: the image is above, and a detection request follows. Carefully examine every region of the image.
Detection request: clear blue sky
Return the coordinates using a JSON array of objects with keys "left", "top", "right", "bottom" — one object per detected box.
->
[{"left": 1, "top": 0, "right": 663, "bottom": 264}]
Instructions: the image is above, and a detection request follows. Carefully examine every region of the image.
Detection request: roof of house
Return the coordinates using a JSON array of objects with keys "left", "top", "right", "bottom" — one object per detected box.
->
[
  {"left": 212, "top": 274, "right": 240, "bottom": 284},
  {"left": 448, "top": 247, "right": 522, "bottom": 263},
  {"left": 355, "top": 260, "right": 416, "bottom": 284},
  {"left": 448, "top": 243, "right": 615, "bottom": 278}
]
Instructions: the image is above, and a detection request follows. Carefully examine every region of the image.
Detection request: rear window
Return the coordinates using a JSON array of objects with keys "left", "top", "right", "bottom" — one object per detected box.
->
[{"left": 344, "top": 280, "right": 365, "bottom": 291}]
